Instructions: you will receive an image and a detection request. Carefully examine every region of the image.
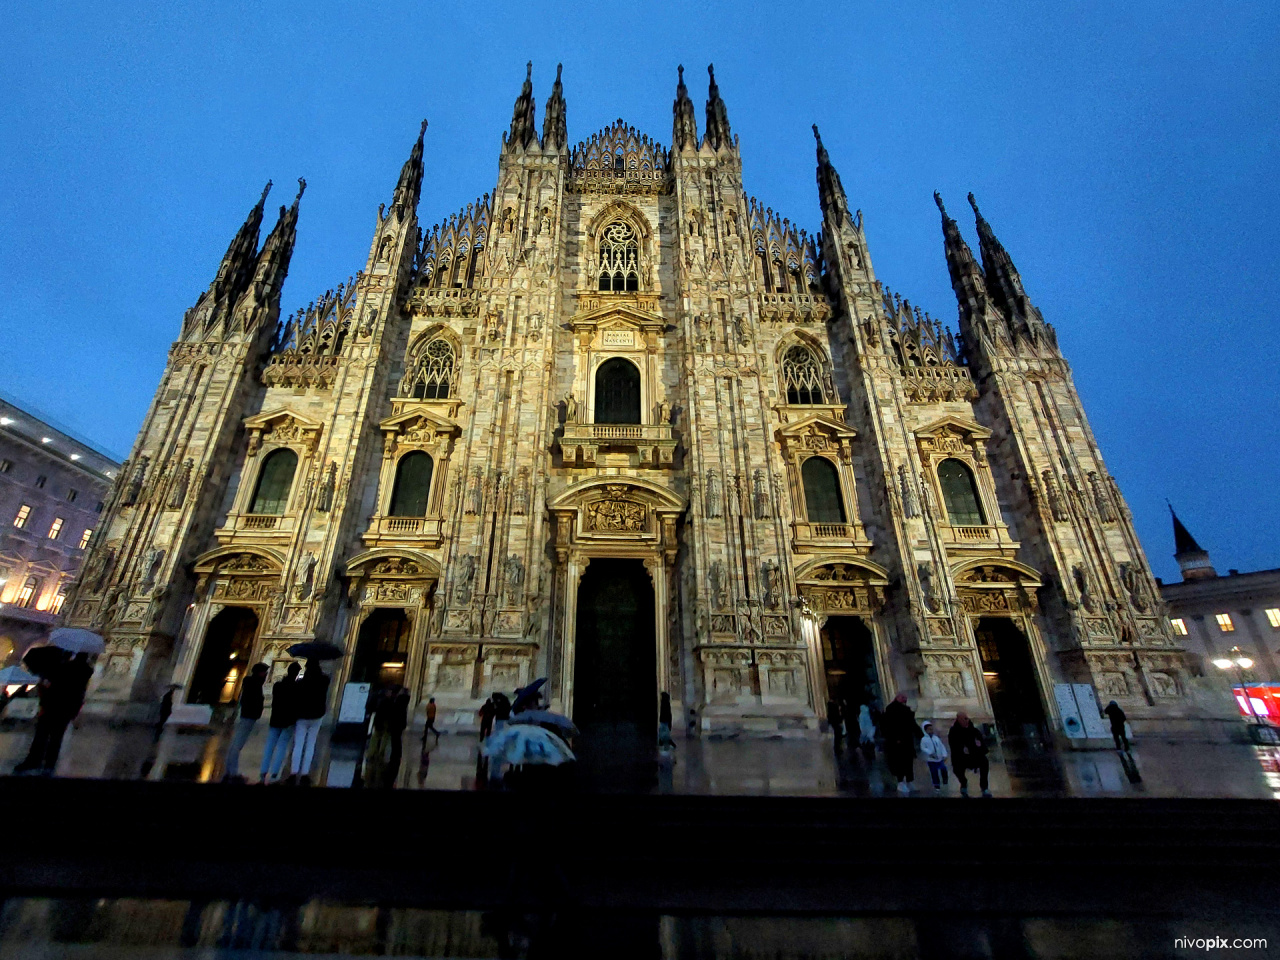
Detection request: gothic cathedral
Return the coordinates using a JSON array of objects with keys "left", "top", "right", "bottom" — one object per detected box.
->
[{"left": 67, "top": 63, "right": 1219, "bottom": 745}]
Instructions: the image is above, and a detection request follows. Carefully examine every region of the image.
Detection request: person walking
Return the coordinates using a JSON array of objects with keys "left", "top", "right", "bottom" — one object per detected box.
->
[
  {"left": 881, "top": 692, "right": 921, "bottom": 795},
  {"left": 424, "top": 696, "right": 439, "bottom": 737},
  {"left": 15, "top": 651, "right": 93, "bottom": 776},
  {"left": 1104, "top": 700, "right": 1130, "bottom": 752},
  {"left": 948, "top": 712, "right": 991, "bottom": 797},
  {"left": 223, "top": 663, "right": 268, "bottom": 782},
  {"left": 478, "top": 696, "right": 496, "bottom": 741},
  {"left": 658, "top": 691, "right": 676, "bottom": 751},
  {"left": 290, "top": 658, "right": 330, "bottom": 785},
  {"left": 857, "top": 703, "right": 877, "bottom": 763},
  {"left": 827, "top": 698, "right": 844, "bottom": 744},
  {"left": 259, "top": 662, "right": 300, "bottom": 784},
  {"left": 919, "top": 720, "right": 949, "bottom": 791}
]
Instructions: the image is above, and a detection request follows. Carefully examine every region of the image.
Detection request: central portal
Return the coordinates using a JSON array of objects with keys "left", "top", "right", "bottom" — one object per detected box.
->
[{"left": 572, "top": 557, "right": 657, "bottom": 791}]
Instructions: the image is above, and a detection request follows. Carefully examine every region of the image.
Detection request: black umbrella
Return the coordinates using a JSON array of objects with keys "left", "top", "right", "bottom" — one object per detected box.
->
[
  {"left": 22, "top": 646, "right": 67, "bottom": 678},
  {"left": 512, "top": 677, "right": 548, "bottom": 712},
  {"left": 286, "top": 640, "right": 344, "bottom": 660}
]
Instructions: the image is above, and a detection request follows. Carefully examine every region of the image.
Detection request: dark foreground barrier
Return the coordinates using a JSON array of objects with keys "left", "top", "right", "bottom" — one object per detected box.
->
[{"left": 0, "top": 778, "right": 1277, "bottom": 919}]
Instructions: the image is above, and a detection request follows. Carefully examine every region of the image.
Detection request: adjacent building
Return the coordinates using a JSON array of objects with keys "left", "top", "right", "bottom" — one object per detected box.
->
[
  {"left": 65, "top": 64, "right": 1234, "bottom": 758},
  {"left": 1159, "top": 508, "right": 1280, "bottom": 720},
  {"left": 0, "top": 395, "right": 120, "bottom": 660}
]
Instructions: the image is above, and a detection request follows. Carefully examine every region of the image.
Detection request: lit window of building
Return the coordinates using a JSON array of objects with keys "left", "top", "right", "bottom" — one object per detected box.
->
[
  {"left": 1216, "top": 613, "right": 1235, "bottom": 632},
  {"left": 12, "top": 504, "right": 30, "bottom": 529},
  {"left": 50, "top": 589, "right": 66, "bottom": 615},
  {"left": 47, "top": 517, "right": 63, "bottom": 540},
  {"left": 1267, "top": 608, "right": 1280, "bottom": 629},
  {"left": 0, "top": 459, "right": 11, "bottom": 473},
  {"left": 15, "top": 577, "right": 38, "bottom": 608},
  {"left": 34, "top": 476, "right": 46, "bottom": 489},
  {"left": 65, "top": 489, "right": 77, "bottom": 503},
  {"left": 1169, "top": 618, "right": 1188, "bottom": 636},
  {"left": 78, "top": 528, "right": 93, "bottom": 550}
]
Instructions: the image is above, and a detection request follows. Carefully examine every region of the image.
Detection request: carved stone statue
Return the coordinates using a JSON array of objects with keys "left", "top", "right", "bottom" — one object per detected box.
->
[
  {"left": 899, "top": 464, "right": 921, "bottom": 519},
  {"left": 122, "top": 456, "right": 149, "bottom": 507},
  {"left": 657, "top": 400, "right": 671, "bottom": 424},
  {"left": 1043, "top": 470, "right": 1069, "bottom": 522},
  {"left": 166, "top": 459, "right": 193, "bottom": 509},
  {"left": 1072, "top": 565, "right": 1096, "bottom": 613},
  {"left": 513, "top": 466, "right": 530, "bottom": 515},
  {"left": 466, "top": 469, "right": 483, "bottom": 515},
  {"left": 917, "top": 561, "right": 941, "bottom": 614},
  {"left": 564, "top": 393, "right": 578, "bottom": 423},
  {"left": 454, "top": 554, "right": 476, "bottom": 605},
  {"left": 752, "top": 470, "right": 770, "bottom": 519},
  {"left": 1090, "top": 471, "right": 1117, "bottom": 523},
  {"left": 295, "top": 552, "right": 317, "bottom": 601},
  {"left": 710, "top": 560, "right": 728, "bottom": 610},
  {"left": 317, "top": 462, "right": 337, "bottom": 512},
  {"left": 140, "top": 549, "right": 165, "bottom": 590},
  {"left": 762, "top": 559, "right": 781, "bottom": 609},
  {"left": 705, "top": 471, "right": 722, "bottom": 518},
  {"left": 504, "top": 555, "right": 525, "bottom": 606}
]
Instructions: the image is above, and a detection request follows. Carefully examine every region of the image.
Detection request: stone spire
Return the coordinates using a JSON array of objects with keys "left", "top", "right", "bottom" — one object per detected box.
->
[
  {"left": 541, "top": 63, "right": 567, "bottom": 151},
  {"left": 1170, "top": 505, "right": 1217, "bottom": 581},
  {"left": 967, "top": 193, "right": 1051, "bottom": 344},
  {"left": 673, "top": 64, "right": 698, "bottom": 151},
  {"left": 813, "top": 125, "right": 848, "bottom": 227},
  {"left": 391, "top": 120, "right": 427, "bottom": 219},
  {"left": 703, "top": 64, "right": 731, "bottom": 151},
  {"left": 249, "top": 178, "right": 305, "bottom": 315},
  {"left": 936, "top": 192, "right": 988, "bottom": 324},
  {"left": 507, "top": 61, "right": 538, "bottom": 150},
  {"left": 212, "top": 181, "right": 271, "bottom": 301}
]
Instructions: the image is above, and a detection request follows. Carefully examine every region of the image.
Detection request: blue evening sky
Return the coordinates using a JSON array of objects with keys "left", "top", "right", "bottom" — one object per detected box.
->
[{"left": 1, "top": 1, "right": 1276, "bottom": 581}]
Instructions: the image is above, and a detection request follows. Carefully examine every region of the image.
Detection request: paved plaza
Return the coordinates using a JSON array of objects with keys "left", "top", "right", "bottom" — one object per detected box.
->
[{"left": 0, "top": 715, "right": 1273, "bottom": 799}]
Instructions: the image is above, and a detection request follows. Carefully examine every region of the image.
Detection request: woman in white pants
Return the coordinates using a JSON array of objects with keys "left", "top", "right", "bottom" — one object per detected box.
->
[{"left": 290, "top": 659, "right": 330, "bottom": 784}]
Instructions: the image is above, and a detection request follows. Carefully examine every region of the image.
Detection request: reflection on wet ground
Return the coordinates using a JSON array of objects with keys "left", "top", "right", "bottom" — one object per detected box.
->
[
  {"left": 0, "top": 897, "right": 1270, "bottom": 960},
  {"left": 0, "top": 716, "right": 1273, "bottom": 799}
]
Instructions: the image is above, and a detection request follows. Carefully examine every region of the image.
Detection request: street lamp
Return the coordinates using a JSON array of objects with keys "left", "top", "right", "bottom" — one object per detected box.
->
[{"left": 1214, "top": 645, "right": 1259, "bottom": 725}]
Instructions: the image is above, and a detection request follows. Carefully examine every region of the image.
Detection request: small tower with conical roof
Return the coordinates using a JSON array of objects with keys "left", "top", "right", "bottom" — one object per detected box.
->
[{"left": 1171, "top": 506, "right": 1217, "bottom": 581}]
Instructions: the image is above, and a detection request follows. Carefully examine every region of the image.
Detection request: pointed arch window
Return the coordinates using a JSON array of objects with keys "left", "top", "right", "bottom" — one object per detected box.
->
[
  {"left": 249, "top": 448, "right": 298, "bottom": 515},
  {"left": 801, "top": 457, "right": 846, "bottom": 524},
  {"left": 937, "top": 458, "right": 986, "bottom": 526},
  {"left": 594, "top": 357, "right": 641, "bottom": 424},
  {"left": 597, "top": 221, "right": 639, "bottom": 292},
  {"left": 389, "top": 452, "right": 434, "bottom": 517},
  {"left": 782, "top": 345, "right": 830, "bottom": 405},
  {"left": 407, "top": 337, "right": 457, "bottom": 400}
]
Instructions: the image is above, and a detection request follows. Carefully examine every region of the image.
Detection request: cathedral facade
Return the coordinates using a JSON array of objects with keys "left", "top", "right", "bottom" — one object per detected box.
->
[{"left": 66, "top": 63, "right": 1228, "bottom": 744}]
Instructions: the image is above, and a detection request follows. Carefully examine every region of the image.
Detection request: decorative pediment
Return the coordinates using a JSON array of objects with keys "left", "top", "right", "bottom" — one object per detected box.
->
[
  {"left": 548, "top": 478, "right": 685, "bottom": 561},
  {"left": 775, "top": 413, "right": 856, "bottom": 458},
  {"left": 345, "top": 548, "right": 442, "bottom": 580},
  {"left": 795, "top": 556, "right": 890, "bottom": 586},
  {"left": 243, "top": 408, "right": 324, "bottom": 455},
  {"left": 795, "top": 557, "right": 890, "bottom": 615},
  {"left": 914, "top": 415, "right": 992, "bottom": 442},
  {"left": 950, "top": 558, "right": 1042, "bottom": 588},
  {"left": 193, "top": 546, "right": 286, "bottom": 576},
  {"left": 569, "top": 302, "right": 667, "bottom": 339},
  {"left": 379, "top": 408, "right": 462, "bottom": 452}
]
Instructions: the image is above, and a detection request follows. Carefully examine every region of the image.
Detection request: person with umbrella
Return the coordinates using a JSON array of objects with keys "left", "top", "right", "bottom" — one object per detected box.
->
[
  {"left": 14, "top": 650, "right": 93, "bottom": 776},
  {"left": 222, "top": 663, "right": 268, "bottom": 782},
  {"left": 286, "top": 641, "right": 339, "bottom": 785}
]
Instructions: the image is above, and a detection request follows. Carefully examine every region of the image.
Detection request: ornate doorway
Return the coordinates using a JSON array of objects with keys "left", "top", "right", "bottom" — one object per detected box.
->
[
  {"left": 820, "top": 615, "right": 882, "bottom": 711},
  {"left": 352, "top": 608, "right": 412, "bottom": 689},
  {"left": 974, "top": 616, "right": 1048, "bottom": 744},
  {"left": 188, "top": 606, "right": 259, "bottom": 705},
  {"left": 572, "top": 557, "right": 656, "bottom": 792}
]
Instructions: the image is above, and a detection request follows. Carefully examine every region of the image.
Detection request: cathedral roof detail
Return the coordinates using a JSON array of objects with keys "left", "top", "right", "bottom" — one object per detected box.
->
[{"left": 568, "top": 120, "right": 671, "bottom": 195}]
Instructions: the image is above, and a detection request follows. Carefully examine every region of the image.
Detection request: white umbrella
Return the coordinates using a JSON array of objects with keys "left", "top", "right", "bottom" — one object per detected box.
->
[
  {"left": 0, "top": 666, "right": 40, "bottom": 686},
  {"left": 482, "top": 725, "right": 576, "bottom": 766},
  {"left": 47, "top": 627, "right": 105, "bottom": 655}
]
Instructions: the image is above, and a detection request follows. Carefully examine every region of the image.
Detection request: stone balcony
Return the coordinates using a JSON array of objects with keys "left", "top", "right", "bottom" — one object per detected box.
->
[
  {"left": 406, "top": 286, "right": 483, "bottom": 318},
  {"left": 561, "top": 422, "right": 677, "bottom": 469},
  {"left": 939, "top": 522, "right": 1020, "bottom": 557},
  {"left": 791, "top": 520, "right": 870, "bottom": 553},
  {"left": 214, "top": 513, "right": 298, "bottom": 544},
  {"left": 757, "top": 292, "right": 831, "bottom": 325},
  {"left": 361, "top": 515, "right": 446, "bottom": 549}
]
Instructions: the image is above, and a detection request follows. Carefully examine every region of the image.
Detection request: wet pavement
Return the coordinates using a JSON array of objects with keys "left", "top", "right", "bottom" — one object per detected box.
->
[{"left": 0, "top": 715, "right": 1274, "bottom": 799}]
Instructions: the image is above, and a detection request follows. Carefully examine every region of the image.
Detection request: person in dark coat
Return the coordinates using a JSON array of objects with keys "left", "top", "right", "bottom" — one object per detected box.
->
[
  {"left": 223, "top": 663, "right": 268, "bottom": 781},
  {"left": 478, "top": 696, "right": 496, "bottom": 741},
  {"left": 948, "top": 711, "right": 991, "bottom": 797},
  {"left": 659, "top": 691, "right": 675, "bottom": 750},
  {"left": 827, "top": 698, "right": 844, "bottom": 743},
  {"left": 15, "top": 652, "right": 93, "bottom": 775},
  {"left": 290, "top": 659, "right": 330, "bottom": 785},
  {"left": 1104, "top": 700, "right": 1129, "bottom": 752},
  {"left": 259, "top": 662, "right": 301, "bottom": 783},
  {"left": 881, "top": 692, "right": 921, "bottom": 794}
]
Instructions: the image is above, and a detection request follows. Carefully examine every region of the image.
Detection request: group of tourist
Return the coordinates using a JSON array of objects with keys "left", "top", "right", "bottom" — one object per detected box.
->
[{"left": 222, "top": 658, "right": 330, "bottom": 785}]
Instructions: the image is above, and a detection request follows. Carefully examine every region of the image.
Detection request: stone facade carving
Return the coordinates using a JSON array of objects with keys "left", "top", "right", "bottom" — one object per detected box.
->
[{"left": 67, "top": 67, "right": 1198, "bottom": 746}]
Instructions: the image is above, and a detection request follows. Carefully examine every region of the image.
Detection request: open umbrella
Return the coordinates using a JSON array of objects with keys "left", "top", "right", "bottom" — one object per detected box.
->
[
  {"left": 47, "top": 627, "right": 105, "bottom": 655},
  {"left": 482, "top": 725, "right": 575, "bottom": 766},
  {"left": 22, "top": 646, "right": 67, "bottom": 678},
  {"left": 0, "top": 665, "right": 40, "bottom": 686},
  {"left": 507, "top": 709, "right": 578, "bottom": 739},
  {"left": 286, "top": 640, "right": 343, "bottom": 660},
  {"left": 511, "top": 677, "right": 548, "bottom": 712}
]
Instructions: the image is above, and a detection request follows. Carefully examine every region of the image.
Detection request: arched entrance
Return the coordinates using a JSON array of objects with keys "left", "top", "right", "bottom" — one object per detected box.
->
[
  {"left": 820, "top": 616, "right": 882, "bottom": 711},
  {"left": 973, "top": 616, "right": 1048, "bottom": 744},
  {"left": 572, "top": 557, "right": 656, "bottom": 791},
  {"left": 189, "top": 607, "right": 259, "bottom": 705},
  {"left": 352, "top": 608, "right": 412, "bottom": 689}
]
